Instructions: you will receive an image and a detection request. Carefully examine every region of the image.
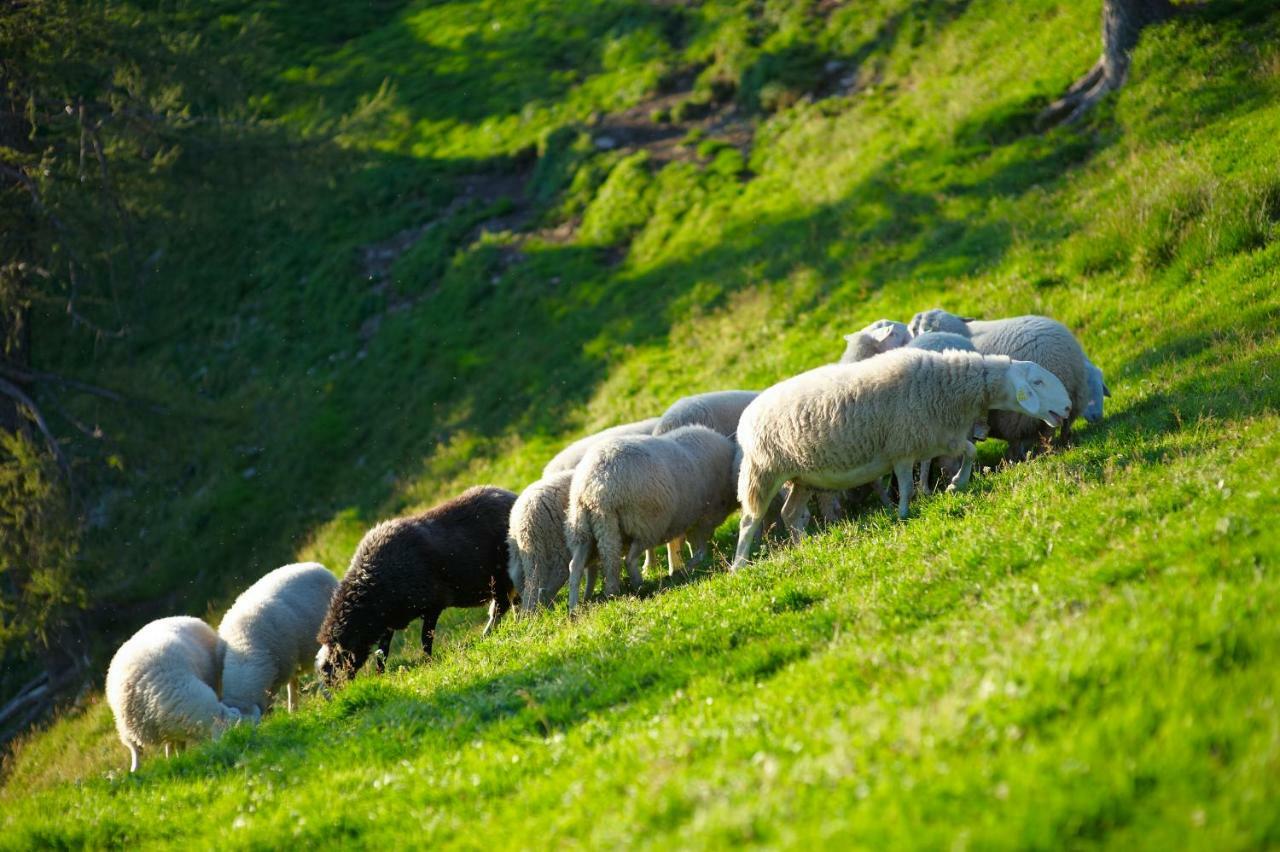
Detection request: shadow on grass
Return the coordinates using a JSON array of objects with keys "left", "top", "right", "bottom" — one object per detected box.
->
[{"left": 72, "top": 0, "right": 1280, "bottom": 709}]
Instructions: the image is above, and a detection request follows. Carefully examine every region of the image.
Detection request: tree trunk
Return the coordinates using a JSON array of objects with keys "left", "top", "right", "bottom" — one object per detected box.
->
[{"left": 1038, "top": 0, "right": 1176, "bottom": 128}]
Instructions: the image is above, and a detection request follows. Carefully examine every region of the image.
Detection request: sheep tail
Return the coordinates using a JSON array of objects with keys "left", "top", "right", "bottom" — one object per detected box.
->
[
  {"left": 588, "top": 509, "right": 624, "bottom": 598},
  {"left": 737, "top": 458, "right": 774, "bottom": 519}
]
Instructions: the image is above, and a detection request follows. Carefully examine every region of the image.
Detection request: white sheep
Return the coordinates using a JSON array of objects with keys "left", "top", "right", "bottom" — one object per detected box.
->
[
  {"left": 907, "top": 310, "right": 1089, "bottom": 457},
  {"left": 838, "top": 319, "right": 912, "bottom": 363},
  {"left": 731, "top": 348, "right": 1072, "bottom": 569},
  {"left": 565, "top": 425, "right": 738, "bottom": 611},
  {"left": 508, "top": 471, "right": 599, "bottom": 611},
  {"left": 652, "top": 390, "right": 759, "bottom": 438},
  {"left": 218, "top": 562, "right": 338, "bottom": 717},
  {"left": 541, "top": 417, "right": 660, "bottom": 477},
  {"left": 105, "top": 616, "right": 243, "bottom": 772}
]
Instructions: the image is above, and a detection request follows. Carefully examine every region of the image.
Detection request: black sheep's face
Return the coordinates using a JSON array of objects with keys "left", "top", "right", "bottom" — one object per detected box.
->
[{"left": 315, "top": 642, "right": 361, "bottom": 688}]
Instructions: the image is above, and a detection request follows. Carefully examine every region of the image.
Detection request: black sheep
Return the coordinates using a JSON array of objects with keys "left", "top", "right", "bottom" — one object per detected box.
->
[{"left": 316, "top": 485, "right": 517, "bottom": 687}]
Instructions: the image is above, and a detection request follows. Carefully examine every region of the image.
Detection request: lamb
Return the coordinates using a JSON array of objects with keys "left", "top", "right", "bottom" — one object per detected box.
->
[
  {"left": 1082, "top": 356, "right": 1110, "bottom": 423},
  {"left": 565, "top": 425, "right": 738, "bottom": 612},
  {"left": 907, "top": 310, "right": 1089, "bottom": 457},
  {"left": 316, "top": 485, "right": 517, "bottom": 687},
  {"left": 218, "top": 562, "right": 338, "bottom": 718},
  {"left": 731, "top": 348, "right": 1071, "bottom": 570},
  {"left": 542, "top": 417, "right": 660, "bottom": 477},
  {"left": 838, "top": 319, "right": 912, "bottom": 363},
  {"left": 507, "top": 470, "right": 588, "bottom": 611},
  {"left": 105, "top": 616, "right": 243, "bottom": 772}
]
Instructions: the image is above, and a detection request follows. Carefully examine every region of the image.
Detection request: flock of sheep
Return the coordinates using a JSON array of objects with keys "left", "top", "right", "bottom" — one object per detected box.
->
[{"left": 105, "top": 308, "right": 1109, "bottom": 771}]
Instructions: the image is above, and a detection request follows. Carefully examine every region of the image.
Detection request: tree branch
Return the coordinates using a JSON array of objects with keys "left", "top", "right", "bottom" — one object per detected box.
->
[
  {"left": 0, "top": 364, "right": 169, "bottom": 415},
  {"left": 0, "top": 375, "right": 72, "bottom": 483}
]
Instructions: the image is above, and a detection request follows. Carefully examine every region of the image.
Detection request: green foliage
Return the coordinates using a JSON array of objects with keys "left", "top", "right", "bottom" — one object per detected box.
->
[
  {"left": 578, "top": 151, "right": 656, "bottom": 245},
  {"left": 2, "top": 0, "right": 1280, "bottom": 845},
  {"left": 0, "top": 433, "right": 81, "bottom": 677}
]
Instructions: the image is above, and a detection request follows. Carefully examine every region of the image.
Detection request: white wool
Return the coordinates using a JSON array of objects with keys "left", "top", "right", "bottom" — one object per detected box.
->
[
  {"left": 541, "top": 417, "right": 660, "bottom": 477},
  {"left": 732, "top": 348, "right": 1071, "bottom": 569},
  {"left": 653, "top": 390, "right": 759, "bottom": 438},
  {"left": 565, "top": 425, "right": 738, "bottom": 611},
  {"left": 908, "top": 310, "right": 1090, "bottom": 455},
  {"left": 507, "top": 470, "right": 579, "bottom": 610},
  {"left": 105, "top": 616, "right": 242, "bottom": 772},
  {"left": 218, "top": 562, "right": 338, "bottom": 716}
]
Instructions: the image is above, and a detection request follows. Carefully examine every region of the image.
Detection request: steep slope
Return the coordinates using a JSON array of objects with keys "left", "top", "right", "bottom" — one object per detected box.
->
[{"left": 2, "top": 0, "right": 1279, "bottom": 846}]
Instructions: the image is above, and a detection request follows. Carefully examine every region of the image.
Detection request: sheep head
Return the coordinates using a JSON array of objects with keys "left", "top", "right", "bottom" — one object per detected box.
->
[
  {"left": 315, "top": 642, "right": 362, "bottom": 689},
  {"left": 996, "top": 360, "right": 1072, "bottom": 428}
]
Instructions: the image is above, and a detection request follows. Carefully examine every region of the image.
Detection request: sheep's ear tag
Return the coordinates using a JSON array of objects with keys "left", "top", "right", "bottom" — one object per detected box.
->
[{"left": 1016, "top": 388, "right": 1030, "bottom": 403}]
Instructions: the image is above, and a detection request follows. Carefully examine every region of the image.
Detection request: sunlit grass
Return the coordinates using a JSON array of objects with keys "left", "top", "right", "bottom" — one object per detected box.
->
[{"left": 3, "top": 0, "right": 1279, "bottom": 846}]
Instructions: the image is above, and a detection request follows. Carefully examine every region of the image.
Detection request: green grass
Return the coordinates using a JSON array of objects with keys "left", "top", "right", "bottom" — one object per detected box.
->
[{"left": 3, "top": 0, "right": 1280, "bottom": 846}]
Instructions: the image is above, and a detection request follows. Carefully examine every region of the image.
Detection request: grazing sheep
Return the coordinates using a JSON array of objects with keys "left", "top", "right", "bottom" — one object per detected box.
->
[
  {"left": 508, "top": 471, "right": 592, "bottom": 611},
  {"left": 542, "top": 417, "right": 660, "bottom": 477},
  {"left": 105, "top": 616, "right": 243, "bottom": 772},
  {"left": 731, "top": 348, "right": 1071, "bottom": 569},
  {"left": 1083, "top": 356, "right": 1110, "bottom": 423},
  {"left": 316, "top": 486, "right": 517, "bottom": 687},
  {"left": 908, "top": 310, "right": 1089, "bottom": 457},
  {"left": 218, "top": 562, "right": 338, "bottom": 718},
  {"left": 838, "top": 319, "right": 912, "bottom": 363},
  {"left": 651, "top": 389, "right": 759, "bottom": 562},
  {"left": 653, "top": 390, "right": 760, "bottom": 438},
  {"left": 565, "top": 425, "right": 738, "bottom": 612}
]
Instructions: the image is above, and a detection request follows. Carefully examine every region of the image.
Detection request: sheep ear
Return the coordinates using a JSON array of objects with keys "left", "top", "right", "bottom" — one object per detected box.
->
[
  {"left": 842, "top": 332, "right": 859, "bottom": 342},
  {"left": 1010, "top": 365, "right": 1040, "bottom": 415},
  {"left": 870, "top": 325, "right": 896, "bottom": 343}
]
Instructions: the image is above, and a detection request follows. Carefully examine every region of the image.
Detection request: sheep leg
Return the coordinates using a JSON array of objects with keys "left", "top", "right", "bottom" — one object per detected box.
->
[
  {"left": 686, "top": 524, "right": 715, "bottom": 566},
  {"left": 595, "top": 516, "right": 624, "bottom": 599},
  {"left": 420, "top": 610, "right": 441, "bottom": 657},
  {"left": 732, "top": 512, "right": 763, "bottom": 571},
  {"left": 373, "top": 628, "right": 394, "bottom": 674},
  {"left": 128, "top": 744, "right": 139, "bottom": 773},
  {"left": 164, "top": 742, "right": 172, "bottom": 760},
  {"left": 779, "top": 483, "right": 813, "bottom": 543},
  {"left": 567, "top": 541, "right": 591, "bottom": 613},
  {"left": 918, "top": 458, "right": 934, "bottom": 496},
  {"left": 872, "top": 476, "right": 893, "bottom": 509},
  {"left": 945, "top": 441, "right": 978, "bottom": 492},
  {"left": 666, "top": 536, "right": 687, "bottom": 576},
  {"left": 815, "top": 491, "right": 841, "bottom": 524},
  {"left": 625, "top": 543, "right": 645, "bottom": 592},
  {"left": 287, "top": 676, "right": 300, "bottom": 713},
  {"left": 894, "top": 460, "right": 915, "bottom": 519},
  {"left": 483, "top": 600, "right": 499, "bottom": 635}
]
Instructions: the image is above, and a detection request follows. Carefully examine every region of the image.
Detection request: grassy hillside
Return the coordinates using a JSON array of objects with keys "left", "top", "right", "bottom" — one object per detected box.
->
[{"left": 3, "top": 0, "right": 1279, "bottom": 846}]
